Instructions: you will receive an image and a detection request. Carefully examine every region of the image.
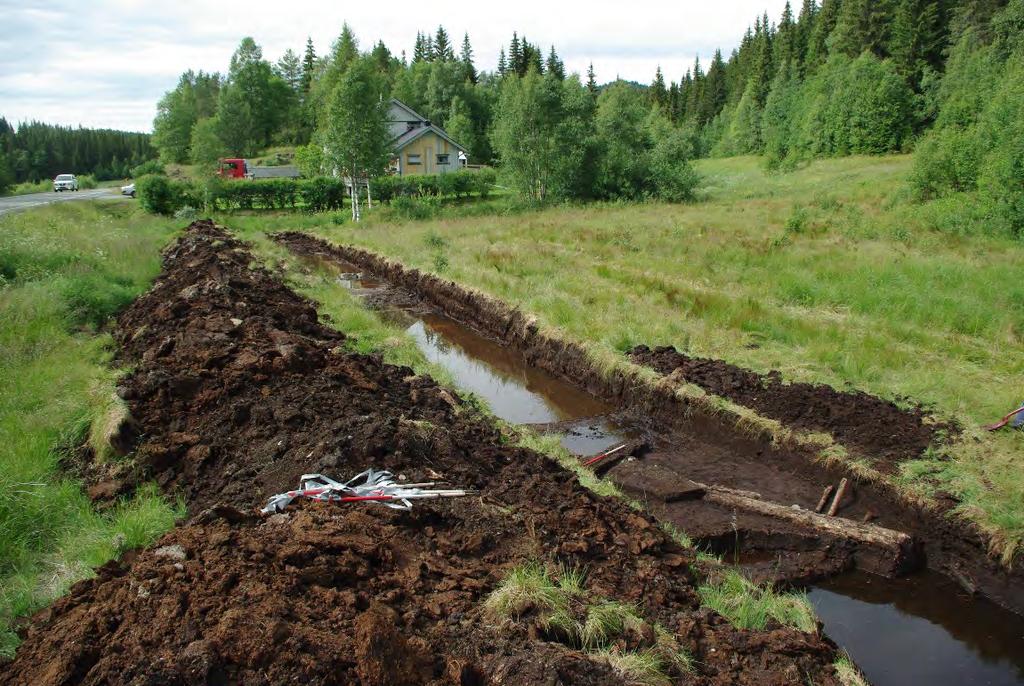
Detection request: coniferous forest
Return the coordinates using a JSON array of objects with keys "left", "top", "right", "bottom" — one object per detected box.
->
[{"left": 0, "top": 120, "right": 155, "bottom": 189}]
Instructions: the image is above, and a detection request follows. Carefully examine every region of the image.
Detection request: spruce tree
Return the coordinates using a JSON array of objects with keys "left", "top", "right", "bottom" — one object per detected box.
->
[
  {"left": 807, "top": 0, "right": 842, "bottom": 67},
  {"left": 546, "top": 46, "right": 566, "bottom": 80},
  {"left": 371, "top": 41, "right": 393, "bottom": 73},
  {"left": 509, "top": 33, "right": 523, "bottom": 75},
  {"left": 460, "top": 33, "right": 478, "bottom": 83},
  {"left": 650, "top": 66, "right": 668, "bottom": 107},
  {"left": 413, "top": 32, "right": 426, "bottom": 63},
  {"left": 498, "top": 48, "right": 508, "bottom": 77},
  {"left": 587, "top": 63, "right": 598, "bottom": 94},
  {"left": 331, "top": 23, "right": 359, "bottom": 73},
  {"left": 775, "top": 1, "right": 798, "bottom": 66},
  {"left": 434, "top": 26, "right": 455, "bottom": 62},
  {"left": 795, "top": 0, "right": 819, "bottom": 70},
  {"left": 300, "top": 37, "right": 317, "bottom": 95},
  {"left": 686, "top": 57, "right": 705, "bottom": 119},
  {"left": 890, "top": 0, "right": 947, "bottom": 87},
  {"left": 701, "top": 50, "right": 728, "bottom": 123},
  {"left": 829, "top": 0, "right": 895, "bottom": 58}
]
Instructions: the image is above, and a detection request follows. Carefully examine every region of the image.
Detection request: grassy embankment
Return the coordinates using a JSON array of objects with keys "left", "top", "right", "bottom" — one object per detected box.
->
[
  {"left": 228, "top": 154, "right": 1024, "bottom": 562},
  {"left": 0, "top": 202, "right": 181, "bottom": 656}
]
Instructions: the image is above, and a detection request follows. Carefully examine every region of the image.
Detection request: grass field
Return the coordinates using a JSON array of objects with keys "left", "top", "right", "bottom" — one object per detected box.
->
[
  {"left": 228, "top": 155, "right": 1024, "bottom": 560},
  {"left": 0, "top": 202, "right": 181, "bottom": 655}
]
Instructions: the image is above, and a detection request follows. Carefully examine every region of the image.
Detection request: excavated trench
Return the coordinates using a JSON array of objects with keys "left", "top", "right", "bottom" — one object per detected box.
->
[
  {"left": 276, "top": 232, "right": 1024, "bottom": 686},
  {"left": 3, "top": 221, "right": 861, "bottom": 686}
]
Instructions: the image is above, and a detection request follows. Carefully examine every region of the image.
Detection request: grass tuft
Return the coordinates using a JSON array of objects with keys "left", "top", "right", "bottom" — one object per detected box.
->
[
  {"left": 834, "top": 655, "right": 869, "bottom": 686},
  {"left": 597, "top": 649, "right": 671, "bottom": 686},
  {"left": 698, "top": 569, "right": 817, "bottom": 633},
  {"left": 484, "top": 562, "right": 565, "bottom": 619}
]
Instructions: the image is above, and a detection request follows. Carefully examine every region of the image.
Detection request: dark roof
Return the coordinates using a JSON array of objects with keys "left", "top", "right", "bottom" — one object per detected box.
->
[{"left": 392, "top": 124, "right": 465, "bottom": 153}]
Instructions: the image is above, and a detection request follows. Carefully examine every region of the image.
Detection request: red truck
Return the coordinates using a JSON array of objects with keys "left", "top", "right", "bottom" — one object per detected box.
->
[{"left": 217, "top": 158, "right": 248, "bottom": 179}]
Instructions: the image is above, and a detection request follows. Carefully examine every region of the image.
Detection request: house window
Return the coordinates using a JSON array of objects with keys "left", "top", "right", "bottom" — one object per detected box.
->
[
  {"left": 407, "top": 153, "right": 421, "bottom": 165},
  {"left": 436, "top": 153, "right": 450, "bottom": 165}
]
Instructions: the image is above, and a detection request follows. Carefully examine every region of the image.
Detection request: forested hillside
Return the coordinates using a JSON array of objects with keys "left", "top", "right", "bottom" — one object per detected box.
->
[{"left": 0, "top": 120, "right": 155, "bottom": 190}]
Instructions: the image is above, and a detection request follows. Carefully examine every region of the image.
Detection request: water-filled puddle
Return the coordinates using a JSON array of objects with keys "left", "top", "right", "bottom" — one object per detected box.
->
[{"left": 809, "top": 571, "right": 1024, "bottom": 686}]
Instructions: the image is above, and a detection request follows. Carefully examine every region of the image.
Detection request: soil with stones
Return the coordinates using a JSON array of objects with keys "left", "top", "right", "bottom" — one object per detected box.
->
[
  {"left": 629, "top": 345, "right": 950, "bottom": 469},
  {"left": 0, "top": 221, "right": 847, "bottom": 686}
]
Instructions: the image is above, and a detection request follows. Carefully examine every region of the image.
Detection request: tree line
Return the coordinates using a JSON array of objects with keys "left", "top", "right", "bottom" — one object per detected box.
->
[
  {"left": 0, "top": 119, "right": 155, "bottom": 192},
  {"left": 151, "top": 25, "right": 701, "bottom": 205},
  {"left": 147, "top": 1, "right": 1022, "bottom": 222}
]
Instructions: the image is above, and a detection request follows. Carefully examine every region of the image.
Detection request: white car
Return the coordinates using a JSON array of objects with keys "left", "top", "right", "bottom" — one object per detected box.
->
[
  {"left": 121, "top": 182, "right": 136, "bottom": 198},
  {"left": 53, "top": 174, "right": 79, "bottom": 192}
]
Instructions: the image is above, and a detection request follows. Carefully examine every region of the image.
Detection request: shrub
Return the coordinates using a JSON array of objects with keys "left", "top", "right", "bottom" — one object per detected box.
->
[
  {"left": 76, "top": 174, "right": 98, "bottom": 190},
  {"left": 390, "top": 195, "right": 436, "bottom": 220},
  {"left": 649, "top": 129, "right": 701, "bottom": 202},
  {"left": 136, "top": 174, "right": 197, "bottom": 216},
  {"left": 299, "top": 177, "right": 347, "bottom": 212},
  {"left": 294, "top": 144, "right": 324, "bottom": 178},
  {"left": 911, "top": 126, "right": 982, "bottom": 198},
  {"left": 130, "top": 160, "right": 165, "bottom": 178}
]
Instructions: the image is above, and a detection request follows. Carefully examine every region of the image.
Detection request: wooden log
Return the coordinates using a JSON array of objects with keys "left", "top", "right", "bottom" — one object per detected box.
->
[
  {"left": 815, "top": 485, "right": 835, "bottom": 514},
  {"left": 695, "top": 481, "right": 915, "bottom": 565},
  {"left": 827, "top": 478, "right": 850, "bottom": 517}
]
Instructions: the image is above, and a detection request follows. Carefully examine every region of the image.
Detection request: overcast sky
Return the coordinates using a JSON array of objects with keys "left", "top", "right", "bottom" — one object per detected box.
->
[{"left": 0, "top": 0, "right": 789, "bottom": 133}]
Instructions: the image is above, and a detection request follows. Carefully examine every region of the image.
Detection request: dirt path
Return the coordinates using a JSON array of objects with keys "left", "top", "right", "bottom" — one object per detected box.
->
[{"left": 0, "top": 221, "right": 848, "bottom": 685}]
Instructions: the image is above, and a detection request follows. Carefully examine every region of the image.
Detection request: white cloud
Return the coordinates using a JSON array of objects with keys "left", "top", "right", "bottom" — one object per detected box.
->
[{"left": 0, "top": 0, "right": 790, "bottom": 132}]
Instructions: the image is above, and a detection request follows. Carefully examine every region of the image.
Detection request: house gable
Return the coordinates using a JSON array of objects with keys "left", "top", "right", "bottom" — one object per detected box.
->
[{"left": 388, "top": 98, "right": 467, "bottom": 176}]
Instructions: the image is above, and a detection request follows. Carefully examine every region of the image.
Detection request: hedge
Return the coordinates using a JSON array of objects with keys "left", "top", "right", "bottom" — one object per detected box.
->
[
  {"left": 370, "top": 169, "right": 496, "bottom": 203},
  {"left": 138, "top": 169, "right": 496, "bottom": 215}
]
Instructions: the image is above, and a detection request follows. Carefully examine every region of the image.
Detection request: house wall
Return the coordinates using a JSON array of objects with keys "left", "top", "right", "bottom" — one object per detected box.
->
[{"left": 397, "top": 132, "right": 463, "bottom": 176}]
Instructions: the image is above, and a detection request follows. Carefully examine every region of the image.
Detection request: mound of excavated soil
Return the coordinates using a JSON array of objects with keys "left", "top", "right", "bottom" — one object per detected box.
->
[
  {"left": 1, "top": 221, "right": 846, "bottom": 685},
  {"left": 630, "top": 345, "right": 948, "bottom": 469}
]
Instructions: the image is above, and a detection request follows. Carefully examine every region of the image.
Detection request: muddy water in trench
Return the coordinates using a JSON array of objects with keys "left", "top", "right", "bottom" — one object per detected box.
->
[{"left": 301, "top": 251, "right": 1024, "bottom": 686}]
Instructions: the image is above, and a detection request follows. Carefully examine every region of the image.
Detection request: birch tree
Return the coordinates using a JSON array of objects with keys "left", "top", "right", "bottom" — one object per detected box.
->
[{"left": 322, "top": 56, "right": 391, "bottom": 220}]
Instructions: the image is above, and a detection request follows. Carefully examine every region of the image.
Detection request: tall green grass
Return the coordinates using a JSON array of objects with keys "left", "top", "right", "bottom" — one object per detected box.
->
[
  {"left": 0, "top": 202, "right": 181, "bottom": 656},
  {"left": 218, "top": 154, "right": 1024, "bottom": 559}
]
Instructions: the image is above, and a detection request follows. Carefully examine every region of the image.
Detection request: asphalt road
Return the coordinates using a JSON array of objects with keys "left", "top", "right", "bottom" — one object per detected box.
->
[{"left": 0, "top": 188, "right": 129, "bottom": 216}]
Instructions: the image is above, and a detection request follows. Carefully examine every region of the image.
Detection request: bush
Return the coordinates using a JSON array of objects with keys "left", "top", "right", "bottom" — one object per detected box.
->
[
  {"left": 649, "top": 129, "right": 701, "bottom": 202},
  {"left": 294, "top": 144, "right": 325, "bottom": 178},
  {"left": 299, "top": 177, "right": 347, "bottom": 212},
  {"left": 911, "top": 126, "right": 982, "bottom": 198},
  {"left": 76, "top": 174, "right": 98, "bottom": 190},
  {"left": 370, "top": 170, "right": 495, "bottom": 204},
  {"left": 136, "top": 174, "right": 198, "bottom": 216},
  {"left": 130, "top": 160, "right": 165, "bottom": 178}
]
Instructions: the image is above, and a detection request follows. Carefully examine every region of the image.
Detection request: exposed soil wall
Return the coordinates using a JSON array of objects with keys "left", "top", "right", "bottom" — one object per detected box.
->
[
  {"left": 275, "top": 232, "right": 1024, "bottom": 614},
  {"left": 1, "top": 222, "right": 848, "bottom": 685},
  {"left": 628, "top": 345, "right": 951, "bottom": 469}
]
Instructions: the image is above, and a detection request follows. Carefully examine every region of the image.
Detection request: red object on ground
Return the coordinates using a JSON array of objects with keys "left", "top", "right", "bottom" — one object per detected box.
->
[
  {"left": 583, "top": 444, "right": 627, "bottom": 468},
  {"left": 985, "top": 405, "right": 1024, "bottom": 432}
]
